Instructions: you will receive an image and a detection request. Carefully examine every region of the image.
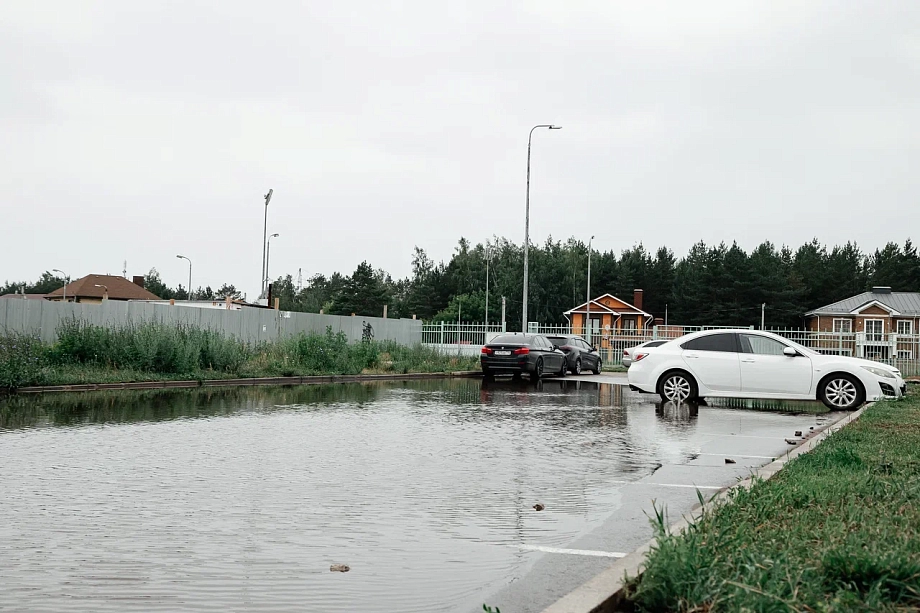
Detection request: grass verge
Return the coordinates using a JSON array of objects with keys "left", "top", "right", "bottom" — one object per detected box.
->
[
  {"left": 624, "top": 388, "right": 920, "bottom": 612},
  {"left": 1, "top": 322, "right": 479, "bottom": 391}
]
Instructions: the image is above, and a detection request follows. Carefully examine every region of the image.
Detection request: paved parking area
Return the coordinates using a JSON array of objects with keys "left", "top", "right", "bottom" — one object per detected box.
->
[{"left": 480, "top": 387, "right": 844, "bottom": 613}]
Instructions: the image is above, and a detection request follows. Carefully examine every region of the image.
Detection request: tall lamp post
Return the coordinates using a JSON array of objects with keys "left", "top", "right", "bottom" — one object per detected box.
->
[
  {"left": 265, "top": 233, "right": 280, "bottom": 291},
  {"left": 52, "top": 268, "right": 68, "bottom": 302},
  {"left": 585, "top": 236, "right": 594, "bottom": 346},
  {"left": 485, "top": 246, "right": 493, "bottom": 328},
  {"left": 522, "top": 124, "right": 561, "bottom": 331},
  {"left": 176, "top": 255, "right": 192, "bottom": 301},
  {"left": 261, "top": 189, "right": 273, "bottom": 296}
]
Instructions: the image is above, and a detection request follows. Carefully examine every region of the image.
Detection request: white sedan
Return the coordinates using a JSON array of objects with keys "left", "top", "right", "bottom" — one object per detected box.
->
[{"left": 627, "top": 329, "right": 906, "bottom": 410}]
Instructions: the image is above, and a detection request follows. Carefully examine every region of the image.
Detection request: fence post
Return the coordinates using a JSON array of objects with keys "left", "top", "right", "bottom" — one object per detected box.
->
[{"left": 440, "top": 321, "right": 444, "bottom": 346}]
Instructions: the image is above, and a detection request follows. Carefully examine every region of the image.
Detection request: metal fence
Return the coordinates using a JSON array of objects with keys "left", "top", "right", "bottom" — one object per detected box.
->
[
  {"left": 0, "top": 299, "right": 423, "bottom": 346},
  {"left": 419, "top": 322, "right": 920, "bottom": 375}
]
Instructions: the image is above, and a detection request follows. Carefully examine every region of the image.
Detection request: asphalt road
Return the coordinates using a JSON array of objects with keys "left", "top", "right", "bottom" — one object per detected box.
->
[{"left": 477, "top": 384, "right": 843, "bottom": 613}]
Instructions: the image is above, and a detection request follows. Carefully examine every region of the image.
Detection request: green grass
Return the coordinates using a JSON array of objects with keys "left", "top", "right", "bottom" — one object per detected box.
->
[
  {"left": 625, "top": 389, "right": 920, "bottom": 612},
  {"left": 0, "top": 322, "right": 479, "bottom": 390}
]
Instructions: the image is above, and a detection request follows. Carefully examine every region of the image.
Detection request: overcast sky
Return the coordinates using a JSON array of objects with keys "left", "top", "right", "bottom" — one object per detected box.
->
[{"left": 2, "top": 1, "right": 918, "bottom": 298}]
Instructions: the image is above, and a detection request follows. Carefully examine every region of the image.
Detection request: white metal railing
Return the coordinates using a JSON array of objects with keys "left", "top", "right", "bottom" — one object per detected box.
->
[
  {"left": 420, "top": 323, "right": 920, "bottom": 375},
  {"left": 421, "top": 322, "right": 505, "bottom": 347}
]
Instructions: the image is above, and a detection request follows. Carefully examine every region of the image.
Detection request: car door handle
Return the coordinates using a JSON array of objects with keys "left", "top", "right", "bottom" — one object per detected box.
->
[
  {"left": 741, "top": 358, "right": 755, "bottom": 363},
  {"left": 684, "top": 353, "right": 699, "bottom": 359}
]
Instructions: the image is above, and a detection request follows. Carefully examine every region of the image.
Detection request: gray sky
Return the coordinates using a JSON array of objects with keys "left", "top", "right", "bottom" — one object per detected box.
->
[{"left": 2, "top": 1, "right": 918, "bottom": 298}]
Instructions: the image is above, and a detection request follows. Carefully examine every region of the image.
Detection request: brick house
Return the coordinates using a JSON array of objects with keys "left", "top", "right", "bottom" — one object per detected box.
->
[
  {"left": 564, "top": 290, "right": 653, "bottom": 349},
  {"left": 804, "top": 286, "right": 920, "bottom": 360}
]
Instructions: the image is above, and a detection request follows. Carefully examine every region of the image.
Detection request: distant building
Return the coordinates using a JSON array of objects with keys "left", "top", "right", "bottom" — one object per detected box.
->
[
  {"left": 564, "top": 290, "right": 654, "bottom": 343},
  {"left": 805, "top": 286, "right": 920, "bottom": 360},
  {"left": 45, "top": 274, "right": 160, "bottom": 304}
]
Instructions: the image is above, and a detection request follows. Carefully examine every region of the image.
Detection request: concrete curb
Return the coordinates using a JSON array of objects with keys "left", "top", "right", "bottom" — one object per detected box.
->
[
  {"left": 540, "top": 404, "right": 871, "bottom": 613},
  {"left": 13, "top": 371, "right": 483, "bottom": 394}
]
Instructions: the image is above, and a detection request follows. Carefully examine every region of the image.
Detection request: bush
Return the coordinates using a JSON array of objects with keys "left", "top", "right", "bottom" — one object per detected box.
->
[{"left": 0, "top": 332, "right": 46, "bottom": 390}]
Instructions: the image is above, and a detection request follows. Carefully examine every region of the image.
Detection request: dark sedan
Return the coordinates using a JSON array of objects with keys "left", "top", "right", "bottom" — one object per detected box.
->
[
  {"left": 480, "top": 333, "right": 568, "bottom": 380},
  {"left": 545, "top": 335, "right": 602, "bottom": 375}
]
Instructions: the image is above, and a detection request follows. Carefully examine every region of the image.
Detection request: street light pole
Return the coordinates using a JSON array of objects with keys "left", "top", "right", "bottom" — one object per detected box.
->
[
  {"left": 586, "top": 236, "right": 594, "bottom": 346},
  {"left": 94, "top": 284, "right": 109, "bottom": 301},
  {"left": 176, "top": 255, "right": 192, "bottom": 301},
  {"left": 522, "top": 124, "right": 561, "bottom": 332},
  {"left": 485, "top": 246, "right": 492, "bottom": 328},
  {"left": 52, "top": 269, "right": 68, "bottom": 302},
  {"left": 265, "top": 234, "right": 280, "bottom": 291},
  {"left": 262, "top": 189, "right": 273, "bottom": 297}
]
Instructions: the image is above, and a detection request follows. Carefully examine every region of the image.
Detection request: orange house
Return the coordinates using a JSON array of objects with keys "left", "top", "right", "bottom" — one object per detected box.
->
[{"left": 564, "top": 290, "right": 654, "bottom": 346}]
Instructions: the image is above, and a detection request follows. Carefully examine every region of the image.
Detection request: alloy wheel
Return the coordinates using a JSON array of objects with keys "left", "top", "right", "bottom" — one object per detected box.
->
[
  {"left": 825, "top": 378, "right": 858, "bottom": 408},
  {"left": 662, "top": 375, "right": 692, "bottom": 401},
  {"left": 574, "top": 359, "right": 582, "bottom": 375}
]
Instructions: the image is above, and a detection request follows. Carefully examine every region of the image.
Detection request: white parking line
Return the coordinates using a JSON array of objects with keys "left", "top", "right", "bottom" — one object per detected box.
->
[
  {"left": 608, "top": 480, "right": 723, "bottom": 490},
  {"left": 697, "top": 453, "right": 776, "bottom": 459},
  {"left": 519, "top": 545, "right": 627, "bottom": 558}
]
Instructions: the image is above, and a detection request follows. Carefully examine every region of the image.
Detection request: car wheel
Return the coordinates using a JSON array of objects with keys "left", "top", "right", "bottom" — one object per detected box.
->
[
  {"left": 573, "top": 358, "right": 582, "bottom": 375},
  {"left": 592, "top": 358, "right": 601, "bottom": 375},
  {"left": 557, "top": 359, "right": 567, "bottom": 377},
  {"left": 657, "top": 371, "right": 697, "bottom": 403},
  {"left": 532, "top": 358, "right": 544, "bottom": 381},
  {"left": 819, "top": 374, "right": 864, "bottom": 411}
]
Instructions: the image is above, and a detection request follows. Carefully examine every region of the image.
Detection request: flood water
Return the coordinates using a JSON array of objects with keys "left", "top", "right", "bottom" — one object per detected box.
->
[{"left": 0, "top": 379, "right": 826, "bottom": 612}]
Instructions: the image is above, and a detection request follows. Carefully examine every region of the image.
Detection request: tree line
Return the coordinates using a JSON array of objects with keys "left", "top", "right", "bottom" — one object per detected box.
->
[{"left": 5, "top": 238, "right": 919, "bottom": 329}]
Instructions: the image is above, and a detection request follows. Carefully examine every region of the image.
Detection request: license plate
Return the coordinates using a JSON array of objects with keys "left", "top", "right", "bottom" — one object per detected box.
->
[{"left": 494, "top": 350, "right": 512, "bottom": 356}]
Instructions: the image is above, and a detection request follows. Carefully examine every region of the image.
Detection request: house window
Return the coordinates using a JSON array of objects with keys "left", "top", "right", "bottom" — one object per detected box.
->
[
  {"left": 896, "top": 320, "right": 914, "bottom": 336},
  {"left": 864, "top": 319, "right": 884, "bottom": 342},
  {"left": 897, "top": 350, "right": 913, "bottom": 360},
  {"left": 864, "top": 346, "right": 889, "bottom": 360},
  {"left": 832, "top": 318, "right": 852, "bottom": 333},
  {"left": 622, "top": 318, "right": 637, "bottom": 335}
]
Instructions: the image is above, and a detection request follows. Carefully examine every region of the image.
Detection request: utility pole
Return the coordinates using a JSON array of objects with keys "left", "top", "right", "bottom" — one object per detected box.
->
[
  {"left": 485, "top": 246, "right": 492, "bottom": 328},
  {"left": 585, "top": 235, "right": 594, "bottom": 344},
  {"left": 761, "top": 303, "right": 766, "bottom": 330},
  {"left": 501, "top": 296, "right": 506, "bottom": 332},
  {"left": 522, "top": 124, "right": 562, "bottom": 331},
  {"left": 261, "top": 189, "right": 273, "bottom": 296}
]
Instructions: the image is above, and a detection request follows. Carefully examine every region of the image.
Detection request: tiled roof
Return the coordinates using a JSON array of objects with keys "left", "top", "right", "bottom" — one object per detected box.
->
[
  {"left": 805, "top": 291, "right": 920, "bottom": 316},
  {"left": 45, "top": 274, "right": 161, "bottom": 301}
]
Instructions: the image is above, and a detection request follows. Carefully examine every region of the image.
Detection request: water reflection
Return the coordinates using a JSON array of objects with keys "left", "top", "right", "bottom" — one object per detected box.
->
[{"left": 0, "top": 379, "right": 829, "bottom": 613}]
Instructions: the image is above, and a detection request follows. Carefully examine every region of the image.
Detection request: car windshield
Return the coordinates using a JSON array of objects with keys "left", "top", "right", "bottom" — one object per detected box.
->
[
  {"left": 645, "top": 340, "right": 667, "bottom": 348},
  {"left": 490, "top": 334, "right": 527, "bottom": 345},
  {"left": 546, "top": 336, "right": 569, "bottom": 345}
]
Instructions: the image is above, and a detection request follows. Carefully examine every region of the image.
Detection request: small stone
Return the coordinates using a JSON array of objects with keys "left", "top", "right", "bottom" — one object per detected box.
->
[
  {"left": 533, "top": 503, "right": 545, "bottom": 511},
  {"left": 330, "top": 564, "right": 350, "bottom": 573},
  {"left": 725, "top": 458, "right": 736, "bottom": 464},
  {"left": 785, "top": 438, "right": 797, "bottom": 445},
  {"left": 794, "top": 430, "right": 803, "bottom": 437}
]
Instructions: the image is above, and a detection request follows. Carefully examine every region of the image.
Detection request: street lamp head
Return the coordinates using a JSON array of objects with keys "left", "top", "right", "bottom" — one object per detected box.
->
[
  {"left": 549, "top": 125, "right": 562, "bottom": 129},
  {"left": 271, "top": 233, "right": 279, "bottom": 238},
  {"left": 176, "top": 254, "right": 184, "bottom": 259}
]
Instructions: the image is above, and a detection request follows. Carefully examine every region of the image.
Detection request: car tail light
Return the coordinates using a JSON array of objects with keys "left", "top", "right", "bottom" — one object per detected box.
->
[
  {"left": 634, "top": 353, "right": 649, "bottom": 362},
  {"left": 623, "top": 349, "right": 629, "bottom": 357},
  {"left": 513, "top": 347, "right": 530, "bottom": 355},
  {"left": 560, "top": 345, "right": 573, "bottom": 351},
  {"left": 481, "top": 347, "right": 493, "bottom": 355}
]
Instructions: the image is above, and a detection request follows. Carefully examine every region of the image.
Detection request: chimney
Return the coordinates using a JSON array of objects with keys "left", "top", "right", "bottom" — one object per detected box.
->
[
  {"left": 872, "top": 286, "right": 892, "bottom": 294},
  {"left": 133, "top": 276, "right": 145, "bottom": 288},
  {"left": 633, "top": 289, "right": 644, "bottom": 311}
]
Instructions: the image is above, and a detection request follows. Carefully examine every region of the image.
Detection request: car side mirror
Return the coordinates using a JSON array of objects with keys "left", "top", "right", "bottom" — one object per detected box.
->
[
  {"left": 783, "top": 347, "right": 798, "bottom": 357},
  {"left": 552, "top": 344, "right": 560, "bottom": 350}
]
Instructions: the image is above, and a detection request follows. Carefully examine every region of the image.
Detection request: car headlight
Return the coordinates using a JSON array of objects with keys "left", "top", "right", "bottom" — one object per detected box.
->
[{"left": 861, "top": 366, "right": 895, "bottom": 379}]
